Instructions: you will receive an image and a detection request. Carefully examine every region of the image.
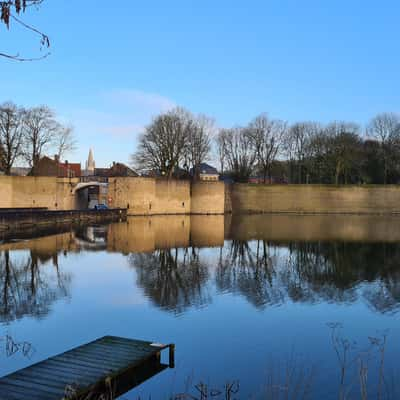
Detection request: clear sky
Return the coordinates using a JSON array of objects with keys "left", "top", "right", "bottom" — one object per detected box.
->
[{"left": 1, "top": 1, "right": 399, "bottom": 167}]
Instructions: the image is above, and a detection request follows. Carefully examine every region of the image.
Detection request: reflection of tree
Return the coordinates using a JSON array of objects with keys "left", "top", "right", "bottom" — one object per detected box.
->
[
  {"left": 216, "top": 240, "right": 400, "bottom": 313},
  {"left": 216, "top": 240, "right": 285, "bottom": 308},
  {"left": 286, "top": 242, "right": 400, "bottom": 313},
  {"left": 0, "top": 249, "right": 71, "bottom": 322},
  {"left": 129, "top": 248, "right": 210, "bottom": 314}
]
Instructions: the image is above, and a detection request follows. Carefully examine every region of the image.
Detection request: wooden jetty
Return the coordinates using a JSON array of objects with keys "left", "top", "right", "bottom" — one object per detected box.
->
[{"left": 0, "top": 335, "right": 175, "bottom": 400}]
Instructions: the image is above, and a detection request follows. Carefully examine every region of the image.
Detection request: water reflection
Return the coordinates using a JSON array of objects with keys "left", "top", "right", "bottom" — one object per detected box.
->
[
  {"left": 216, "top": 240, "right": 400, "bottom": 313},
  {"left": 0, "top": 215, "right": 400, "bottom": 319},
  {"left": 0, "top": 249, "right": 71, "bottom": 322},
  {"left": 216, "top": 240, "right": 283, "bottom": 308},
  {"left": 130, "top": 248, "right": 211, "bottom": 314}
]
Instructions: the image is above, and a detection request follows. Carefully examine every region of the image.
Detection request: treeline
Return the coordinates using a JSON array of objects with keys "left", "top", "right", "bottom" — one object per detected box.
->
[
  {"left": 133, "top": 108, "right": 400, "bottom": 184},
  {"left": 0, "top": 102, "right": 75, "bottom": 175}
]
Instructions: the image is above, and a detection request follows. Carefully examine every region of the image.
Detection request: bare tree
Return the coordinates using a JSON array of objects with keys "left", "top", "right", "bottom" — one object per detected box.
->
[
  {"left": 55, "top": 125, "right": 76, "bottom": 161},
  {"left": 219, "top": 127, "right": 256, "bottom": 182},
  {"left": 285, "top": 122, "right": 320, "bottom": 183},
  {"left": 0, "top": 102, "right": 25, "bottom": 174},
  {"left": 132, "top": 108, "right": 191, "bottom": 178},
  {"left": 325, "top": 122, "right": 362, "bottom": 185},
  {"left": 185, "top": 114, "right": 213, "bottom": 179},
  {"left": 367, "top": 113, "right": 400, "bottom": 184},
  {"left": 215, "top": 128, "right": 228, "bottom": 175},
  {"left": 0, "top": 0, "right": 50, "bottom": 61},
  {"left": 248, "top": 114, "right": 287, "bottom": 183},
  {"left": 22, "top": 105, "right": 60, "bottom": 174}
]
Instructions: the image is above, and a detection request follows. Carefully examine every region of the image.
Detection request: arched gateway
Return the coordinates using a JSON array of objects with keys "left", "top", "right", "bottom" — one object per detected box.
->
[{"left": 73, "top": 181, "right": 109, "bottom": 209}]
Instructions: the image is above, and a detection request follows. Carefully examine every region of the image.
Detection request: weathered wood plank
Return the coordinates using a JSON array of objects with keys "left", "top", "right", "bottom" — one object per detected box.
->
[{"left": 0, "top": 336, "right": 174, "bottom": 400}]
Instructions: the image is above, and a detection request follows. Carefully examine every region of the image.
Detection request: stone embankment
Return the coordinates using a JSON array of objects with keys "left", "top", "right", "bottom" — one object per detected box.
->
[{"left": 0, "top": 208, "right": 126, "bottom": 236}]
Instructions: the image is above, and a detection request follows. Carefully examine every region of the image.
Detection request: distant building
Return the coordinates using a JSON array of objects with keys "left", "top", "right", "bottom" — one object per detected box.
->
[
  {"left": 10, "top": 167, "right": 31, "bottom": 176},
  {"left": 84, "top": 148, "right": 96, "bottom": 176},
  {"left": 93, "top": 168, "right": 110, "bottom": 178},
  {"left": 29, "top": 156, "right": 81, "bottom": 177},
  {"left": 83, "top": 148, "right": 138, "bottom": 178},
  {"left": 108, "top": 162, "right": 138, "bottom": 177},
  {"left": 93, "top": 162, "right": 138, "bottom": 178},
  {"left": 191, "top": 163, "right": 219, "bottom": 181}
]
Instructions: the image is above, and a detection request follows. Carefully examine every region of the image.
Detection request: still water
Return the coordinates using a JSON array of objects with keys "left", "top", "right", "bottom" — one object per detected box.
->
[{"left": 1, "top": 215, "right": 400, "bottom": 399}]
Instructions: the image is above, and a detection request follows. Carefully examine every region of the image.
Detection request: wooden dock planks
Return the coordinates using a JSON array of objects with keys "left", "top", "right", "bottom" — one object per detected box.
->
[{"left": 0, "top": 336, "right": 174, "bottom": 400}]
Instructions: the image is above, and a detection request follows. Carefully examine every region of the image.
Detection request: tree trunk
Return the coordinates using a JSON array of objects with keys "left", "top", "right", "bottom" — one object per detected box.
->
[
  {"left": 298, "top": 161, "right": 302, "bottom": 184},
  {"left": 335, "top": 161, "right": 341, "bottom": 185}
]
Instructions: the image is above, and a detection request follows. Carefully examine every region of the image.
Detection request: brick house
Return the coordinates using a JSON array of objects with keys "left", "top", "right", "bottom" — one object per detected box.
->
[{"left": 29, "top": 156, "right": 81, "bottom": 177}]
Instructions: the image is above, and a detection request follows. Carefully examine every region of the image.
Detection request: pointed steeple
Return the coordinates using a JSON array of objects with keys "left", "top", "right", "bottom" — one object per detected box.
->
[{"left": 85, "top": 148, "right": 95, "bottom": 174}]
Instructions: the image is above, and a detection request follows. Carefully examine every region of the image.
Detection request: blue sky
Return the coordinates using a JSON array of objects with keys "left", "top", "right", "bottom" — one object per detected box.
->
[{"left": 1, "top": 0, "right": 399, "bottom": 166}]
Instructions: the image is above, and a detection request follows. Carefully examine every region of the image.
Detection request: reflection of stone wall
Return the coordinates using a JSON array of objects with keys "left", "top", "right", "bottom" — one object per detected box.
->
[
  {"left": 154, "top": 216, "right": 190, "bottom": 249},
  {"left": 0, "top": 215, "right": 225, "bottom": 254},
  {"left": 107, "top": 215, "right": 224, "bottom": 253},
  {"left": 227, "top": 214, "right": 400, "bottom": 242},
  {"left": 107, "top": 216, "right": 189, "bottom": 253},
  {"left": 107, "top": 217, "right": 156, "bottom": 253},
  {"left": 0, "top": 176, "right": 77, "bottom": 210},
  {"left": 230, "top": 184, "right": 400, "bottom": 214},
  {"left": 190, "top": 215, "right": 224, "bottom": 247},
  {"left": 0, "top": 231, "right": 78, "bottom": 254}
]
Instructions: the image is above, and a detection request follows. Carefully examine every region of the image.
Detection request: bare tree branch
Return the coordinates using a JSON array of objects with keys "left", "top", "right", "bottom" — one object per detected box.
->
[{"left": 1, "top": 0, "right": 50, "bottom": 61}]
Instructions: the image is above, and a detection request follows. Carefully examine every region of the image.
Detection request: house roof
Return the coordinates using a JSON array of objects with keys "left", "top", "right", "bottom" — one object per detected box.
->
[
  {"left": 190, "top": 163, "right": 219, "bottom": 175},
  {"left": 94, "top": 163, "right": 139, "bottom": 177},
  {"left": 108, "top": 162, "right": 138, "bottom": 177},
  {"left": 29, "top": 156, "right": 81, "bottom": 177},
  {"left": 94, "top": 168, "right": 110, "bottom": 177}
]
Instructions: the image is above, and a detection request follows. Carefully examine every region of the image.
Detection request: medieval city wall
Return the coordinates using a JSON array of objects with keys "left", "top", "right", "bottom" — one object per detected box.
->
[
  {"left": 108, "top": 177, "right": 192, "bottom": 215},
  {"left": 191, "top": 182, "right": 225, "bottom": 214},
  {"left": 0, "top": 176, "right": 77, "bottom": 210},
  {"left": 228, "top": 184, "right": 400, "bottom": 214},
  {"left": 4, "top": 177, "right": 400, "bottom": 216},
  {"left": 0, "top": 176, "right": 225, "bottom": 215}
]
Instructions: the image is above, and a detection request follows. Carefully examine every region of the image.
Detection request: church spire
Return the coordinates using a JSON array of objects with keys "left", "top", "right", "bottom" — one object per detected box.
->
[{"left": 85, "top": 148, "right": 95, "bottom": 174}]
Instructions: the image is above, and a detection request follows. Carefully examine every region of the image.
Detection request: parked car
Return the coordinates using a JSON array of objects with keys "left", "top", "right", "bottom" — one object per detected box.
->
[{"left": 93, "top": 203, "right": 108, "bottom": 210}]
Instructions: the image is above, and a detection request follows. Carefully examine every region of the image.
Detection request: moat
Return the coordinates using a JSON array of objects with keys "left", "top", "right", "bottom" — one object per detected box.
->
[{"left": 1, "top": 215, "right": 400, "bottom": 399}]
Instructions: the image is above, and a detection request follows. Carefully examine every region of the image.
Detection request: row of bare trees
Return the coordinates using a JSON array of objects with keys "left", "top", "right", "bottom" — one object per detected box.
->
[
  {"left": 216, "top": 114, "right": 287, "bottom": 182},
  {"left": 133, "top": 108, "right": 400, "bottom": 184},
  {"left": 217, "top": 114, "right": 400, "bottom": 184},
  {"left": 0, "top": 102, "right": 75, "bottom": 175}
]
